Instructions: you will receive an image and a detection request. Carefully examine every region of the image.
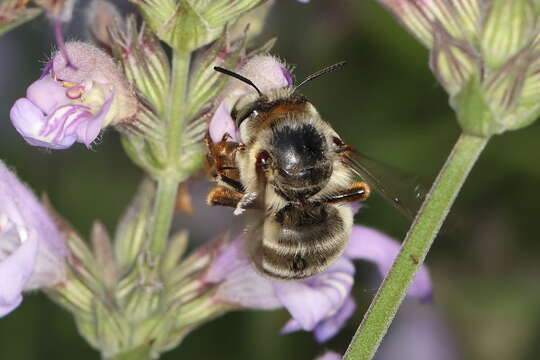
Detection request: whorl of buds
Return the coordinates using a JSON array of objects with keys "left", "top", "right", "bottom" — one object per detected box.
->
[
  {"left": 379, "top": 0, "right": 540, "bottom": 136},
  {"left": 131, "top": 0, "right": 264, "bottom": 51},
  {"left": 10, "top": 42, "right": 138, "bottom": 149}
]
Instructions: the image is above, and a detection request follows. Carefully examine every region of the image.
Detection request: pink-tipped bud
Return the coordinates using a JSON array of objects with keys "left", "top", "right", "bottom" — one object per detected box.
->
[{"left": 208, "top": 55, "right": 292, "bottom": 142}]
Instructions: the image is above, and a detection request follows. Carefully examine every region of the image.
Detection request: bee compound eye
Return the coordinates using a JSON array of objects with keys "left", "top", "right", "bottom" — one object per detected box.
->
[{"left": 256, "top": 150, "right": 273, "bottom": 169}]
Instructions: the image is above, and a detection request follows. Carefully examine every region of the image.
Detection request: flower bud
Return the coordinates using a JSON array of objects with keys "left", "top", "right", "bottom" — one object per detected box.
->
[
  {"left": 0, "top": 0, "right": 43, "bottom": 36},
  {"left": 109, "top": 15, "right": 170, "bottom": 114},
  {"left": 378, "top": 0, "right": 481, "bottom": 47},
  {"left": 114, "top": 178, "right": 155, "bottom": 273},
  {"left": 430, "top": 27, "right": 478, "bottom": 97},
  {"left": 379, "top": 0, "right": 540, "bottom": 135},
  {"left": 481, "top": 0, "right": 536, "bottom": 69},
  {"left": 34, "top": 0, "right": 75, "bottom": 22},
  {"left": 188, "top": 28, "right": 248, "bottom": 120},
  {"left": 452, "top": 47, "right": 540, "bottom": 136},
  {"left": 10, "top": 42, "right": 138, "bottom": 149},
  {"left": 86, "top": 0, "right": 121, "bottom": 50},
  {"left": 208, "top": 55, "right": 292, "bottom": 142},
  {"left": 132, "top": 0, "right": 264, "bottom": 51},
  {"left": 90, "top": 221, "right": 117, "bottom": 289}
]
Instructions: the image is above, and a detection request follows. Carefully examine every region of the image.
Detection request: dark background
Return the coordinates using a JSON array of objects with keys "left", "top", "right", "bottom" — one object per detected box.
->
[{"left": 1, "top": 1, "right": 540, "bottom": 359}]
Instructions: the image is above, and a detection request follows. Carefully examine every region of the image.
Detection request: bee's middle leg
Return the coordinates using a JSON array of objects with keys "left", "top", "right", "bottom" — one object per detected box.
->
[
  {"left": 207, "top": 186, "right": 244, "bottom": 207},
  {"left": 325, "top": 181, "right": 370, "bottom": 204}
]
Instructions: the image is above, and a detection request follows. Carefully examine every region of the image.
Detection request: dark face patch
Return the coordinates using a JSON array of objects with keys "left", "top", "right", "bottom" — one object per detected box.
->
[
  {"left": 270, "top": 124, "right": 331, "bottom": 194},
  {"left": 272, "top": 123, "right": 326, "bottom": 168}
]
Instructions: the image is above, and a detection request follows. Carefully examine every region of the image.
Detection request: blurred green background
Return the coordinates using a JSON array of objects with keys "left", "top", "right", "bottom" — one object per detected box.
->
[{"left": 1, "top": 1, "right": 540, "bottom": 359}]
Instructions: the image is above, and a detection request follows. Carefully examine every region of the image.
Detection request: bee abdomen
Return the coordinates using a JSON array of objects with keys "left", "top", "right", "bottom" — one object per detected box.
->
[{"left": 260, "top": 204, "right": 347, "bottom": 279}]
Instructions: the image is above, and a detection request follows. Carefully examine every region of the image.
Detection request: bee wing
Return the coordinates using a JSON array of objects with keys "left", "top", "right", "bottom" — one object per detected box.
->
[{"left": 342, "top": 151, "right": 426, "bottom": 220}]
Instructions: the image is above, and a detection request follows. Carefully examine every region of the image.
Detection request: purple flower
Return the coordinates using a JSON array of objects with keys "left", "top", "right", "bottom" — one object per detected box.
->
[
  {"left": 315, "top": 352, "right": 341, "bottom": 360},
  {"left": 204, "top": 223, "right": 431, "bottom": 342},
  {"left": 209, "top": 55, "right": 293, "bottom": 142},
  {"left": 376, "top": 300, "right": 459, "bottom": 360},
  {"left": 10, "top": 42, "right": 137, "bottom": 149},
  {"left": 0, "top": 161, "right": 66, "bottom": 317}
]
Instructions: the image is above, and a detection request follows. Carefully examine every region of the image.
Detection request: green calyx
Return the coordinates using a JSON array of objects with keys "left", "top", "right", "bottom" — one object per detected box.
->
[{"left": 131, "top": 0, "right": 265, "bottom": 52}]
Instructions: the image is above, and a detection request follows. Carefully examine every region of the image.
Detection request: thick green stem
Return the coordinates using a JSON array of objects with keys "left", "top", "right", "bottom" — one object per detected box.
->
[
  {"left": 343, "top": 132, "right": 490, "bottom": 360},
  {"left": 167, "top": 50, "right": 191, "bottom": 162},
  {"left": 148, "top": 50, "right": 191, "bottom": 256},
  {"left": 149, "top": 178, "right": 180, "bottom": 255}
]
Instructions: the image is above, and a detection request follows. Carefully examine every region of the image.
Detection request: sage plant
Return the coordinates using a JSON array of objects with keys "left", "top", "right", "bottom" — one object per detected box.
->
[
  {"left": 5, "top": 0, "right": 535, "bottom": 359},
  {"left": 1, "top": 1, "right": 433, "bottom": 359}
]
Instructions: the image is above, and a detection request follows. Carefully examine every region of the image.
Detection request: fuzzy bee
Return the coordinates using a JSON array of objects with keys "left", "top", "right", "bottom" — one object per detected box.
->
[{"left": 206, "top": 57, "right": 422, "bottom": 280}]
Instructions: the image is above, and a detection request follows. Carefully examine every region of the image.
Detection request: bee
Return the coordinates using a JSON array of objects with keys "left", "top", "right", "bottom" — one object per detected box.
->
[{"left": 206, "top": 59, "right": 423, "bottom": 280}]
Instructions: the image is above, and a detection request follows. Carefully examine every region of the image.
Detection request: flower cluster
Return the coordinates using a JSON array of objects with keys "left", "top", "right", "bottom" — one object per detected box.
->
[
  {"left": 0, "top": 161, "right": 66, "bottom": 317},
  {"left": 379, "top": 0, "right": 540, "bottom": 135},
  {"left": 10, "top": 42, "right": 137, "bottom": 149}
]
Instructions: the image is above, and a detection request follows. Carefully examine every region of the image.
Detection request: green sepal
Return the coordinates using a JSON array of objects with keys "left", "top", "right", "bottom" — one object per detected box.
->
[
  {"left": 114, "top": 178, "right": 155, "bottom": 273},
  {"left": 159, "top": 230, "right": 189, "bottom": 276},
  {"left": 94, "top": 300, "right": 131, "bottom": 358},
  {"left": 481, "top": 0, "right": 536, "bottom": 69},
  {"left": 109, "top": 15, "right": 170, "bottom": 114},
  {"left": 188, "top": 28, "right": 247, "bottom": 118},
  {"left": 452, "top": 76, "right": 501, "bottom": 136},
  {"left": 108, "top": 344, "right": 153, "bottom": 360},
  {"left": 132, "top": 0, "right": 264, "bottom": 52}
]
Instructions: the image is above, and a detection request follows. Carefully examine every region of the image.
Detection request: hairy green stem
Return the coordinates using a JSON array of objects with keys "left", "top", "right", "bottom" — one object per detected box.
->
[
  {"left": 148, "top": 50, "right": 191, "bottom": 256},
  {"left": 343, "top": 132, "right": 490, "bottom": 360}
]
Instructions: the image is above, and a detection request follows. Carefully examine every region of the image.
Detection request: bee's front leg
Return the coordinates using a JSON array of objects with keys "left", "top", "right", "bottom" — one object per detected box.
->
[
  {"left": 207, "top": 186, "right": 261, "bottom": 212},
  {"left": 324, "top": 181, "right": 371, "bottom": 204}
]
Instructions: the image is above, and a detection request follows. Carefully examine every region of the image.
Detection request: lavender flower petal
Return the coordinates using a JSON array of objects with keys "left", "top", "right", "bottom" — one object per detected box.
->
[
  {"left": 0, "top": 232, "right": 37, "bottom": 317},
  {"left": 314, "top": 352, "right": 342, "bottom": 360},
  {"left": 205, "top": 238, "right": 281, "bottom": 309},
  {"left": 209, "top": 56, "right": 293, "bottom": 143},
  {"left": 0, "top": 161, "right": 66, "bottom": 317},
  {"left": 314, "top": 296, "right": 357, "bottom": 343},
  {"left": 208, "top": 101, "right": 237, "bottom": 143},
  {"left": 273, "top": 258, "right": 354, "bottom": 330},
  {"left": 345, "top": 225, "right": 432, "bottom": 300},
  {"left": 75, "top": 92, "right": 114, "bottom": 147},
  {"left": 26, "top": 76, "right": 71, "bottom": 115},
  {"left": 10, "top": 98, "right": 78, "bottom": 149}
]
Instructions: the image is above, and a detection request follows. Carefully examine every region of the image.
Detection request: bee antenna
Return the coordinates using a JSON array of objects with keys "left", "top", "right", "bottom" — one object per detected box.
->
[
  {"left": 294, "top": 61, "right": 347, "bottom": 91},
  {"left": 214, "top": 66, "right": 263, "bottom": 97}
]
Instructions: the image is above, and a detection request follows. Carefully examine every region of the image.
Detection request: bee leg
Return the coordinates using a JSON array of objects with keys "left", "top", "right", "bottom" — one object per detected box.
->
[
  {"left": 207, "top": 186, "right": 244, "bottom": 207},
  {"left": 217, "top": 173, "right": 244, "bottom": 192},
  {"left": 325, "top": 181, "right": 371, "bottom": 204}
]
